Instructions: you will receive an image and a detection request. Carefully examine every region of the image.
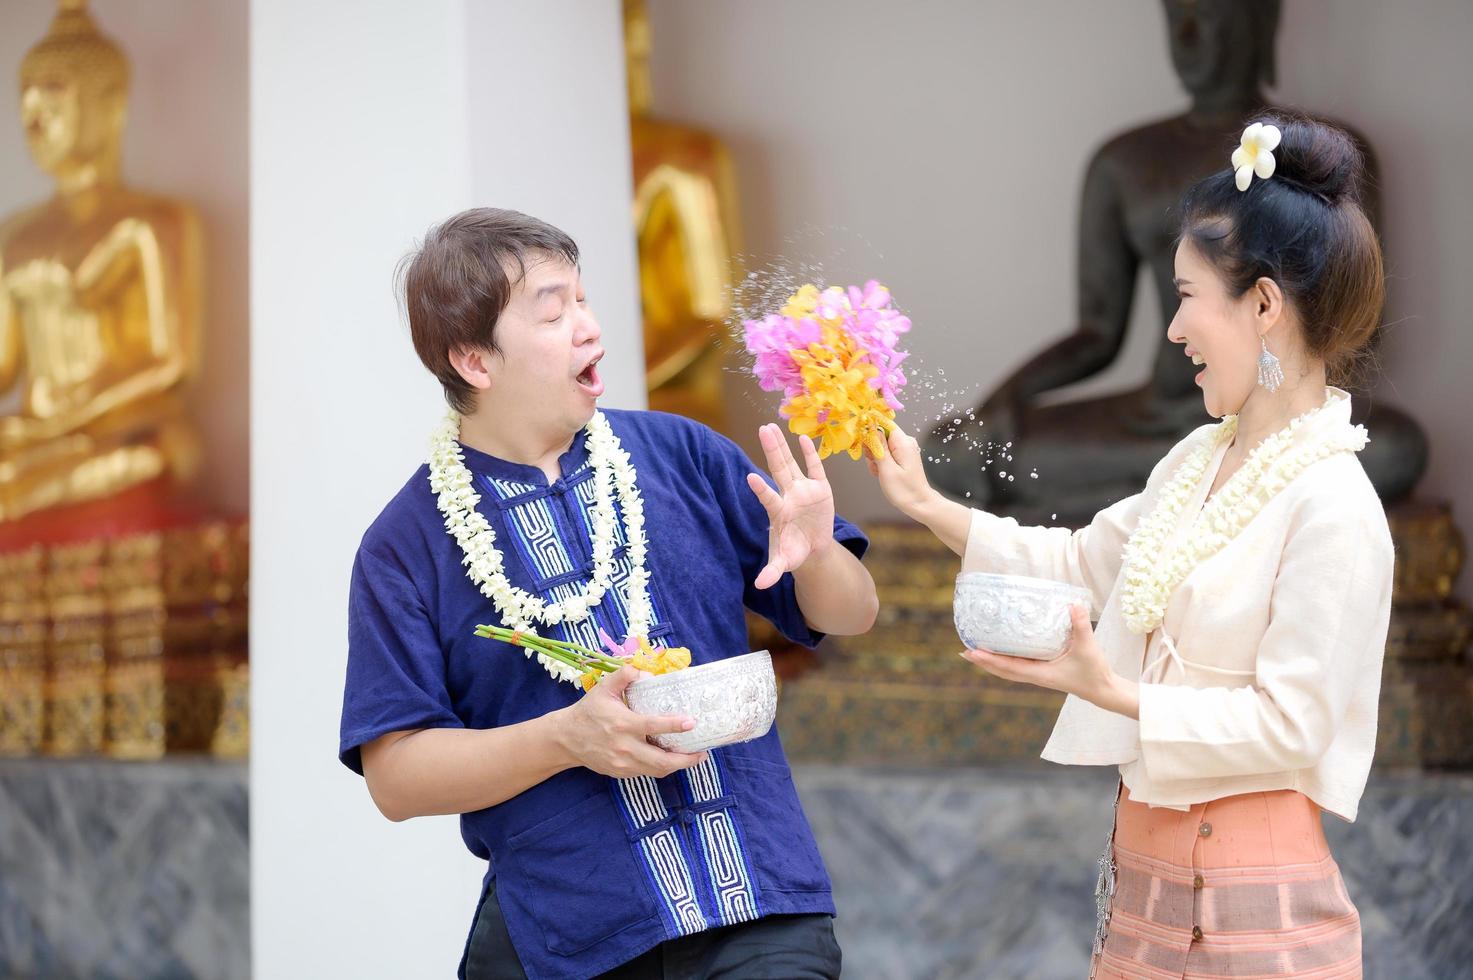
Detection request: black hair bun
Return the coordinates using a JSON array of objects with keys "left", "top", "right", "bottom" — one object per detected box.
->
[{"left": 1261, "top": 112, "right": 1366, "bottom": 205}]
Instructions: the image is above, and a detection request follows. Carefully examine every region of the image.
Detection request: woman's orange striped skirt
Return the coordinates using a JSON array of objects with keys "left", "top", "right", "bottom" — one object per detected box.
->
[{"left": 1092, "top": 787, "right": 1362, "bottom": 979}]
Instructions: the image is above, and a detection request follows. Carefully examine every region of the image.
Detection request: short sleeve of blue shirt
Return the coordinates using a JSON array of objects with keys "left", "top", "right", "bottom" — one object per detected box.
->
[
  {"left": 696, "top": 425, "right": 868, "bottom": 648},
  {"left": 339, "top": 546, "right": 464, "bottom": 775}
]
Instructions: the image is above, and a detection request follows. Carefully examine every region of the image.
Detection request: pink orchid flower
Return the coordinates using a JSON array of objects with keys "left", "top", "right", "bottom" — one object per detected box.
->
[{"left": 598, "top": 628, "right": 640, "bottom": 659}]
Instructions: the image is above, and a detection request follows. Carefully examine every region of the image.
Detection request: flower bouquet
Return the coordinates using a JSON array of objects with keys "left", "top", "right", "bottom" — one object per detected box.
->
[
  {"left": 474, "top": 624, "right": 691, "bottom": 692},
  {"left": 741, "top": 280, "right": 910, "bottom": 459},
  {"left": 475, "top": 625, "right": 779, "bottom": 751}
]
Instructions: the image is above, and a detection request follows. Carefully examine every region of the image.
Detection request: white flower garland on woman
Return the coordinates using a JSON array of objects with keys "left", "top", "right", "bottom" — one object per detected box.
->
[
  {"left": 1119, "top": 393, "right": 1368, "bottom": 635},
  {"left": 428, "top": 410, "right": 652, "bottom": 680}
]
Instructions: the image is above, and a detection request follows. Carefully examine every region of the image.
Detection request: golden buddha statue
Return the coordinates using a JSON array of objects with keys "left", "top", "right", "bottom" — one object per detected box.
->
[
  {"left": 0, "top": 0, "right": 202, "bottom": 533},
  {"left": 625, "top": 0, "right": 741, "bottom": 432}
]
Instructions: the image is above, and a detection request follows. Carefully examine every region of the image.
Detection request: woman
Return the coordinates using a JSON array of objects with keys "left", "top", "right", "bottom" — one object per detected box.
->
[{"left": 870, "top": 113, "right": 1391, "bottom": 978}]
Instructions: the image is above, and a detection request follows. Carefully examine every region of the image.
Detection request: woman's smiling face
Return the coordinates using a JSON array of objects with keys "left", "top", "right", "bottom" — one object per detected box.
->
[{"left": 1167, "top": 239, "right": 1267, "bottom": 419}]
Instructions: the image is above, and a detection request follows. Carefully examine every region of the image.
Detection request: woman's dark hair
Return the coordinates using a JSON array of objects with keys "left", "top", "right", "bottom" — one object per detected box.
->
[
  {"left": 398, "top": 208, "right": 580, "bottom": 414},
  {"left": 1178, "top": 111, "right": 1384, "bottom": 382}
]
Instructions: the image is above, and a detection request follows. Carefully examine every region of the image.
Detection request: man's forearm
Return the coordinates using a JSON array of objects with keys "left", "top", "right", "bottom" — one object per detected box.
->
[
  {"left": 362, "top": 710, "right": 574, "bottom": 821},
  {"left": 792, "top": 541, "right": 878, "bottom": 635}
]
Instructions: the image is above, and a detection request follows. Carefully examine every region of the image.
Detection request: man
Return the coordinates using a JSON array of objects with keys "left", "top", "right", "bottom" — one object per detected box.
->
[{"left": 339, "top": 208, "right": 877, "bottom": 979}]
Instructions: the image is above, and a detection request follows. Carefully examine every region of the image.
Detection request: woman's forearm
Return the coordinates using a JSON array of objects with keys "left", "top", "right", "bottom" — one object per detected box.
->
[{"left": 911, "top": 490, "right": 973, "bottom": 557}]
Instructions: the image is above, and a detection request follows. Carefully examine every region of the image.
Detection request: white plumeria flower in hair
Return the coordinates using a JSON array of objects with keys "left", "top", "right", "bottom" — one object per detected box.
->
[{"left": 1232, "top": 122, "right": 1282, "bottom": 191}]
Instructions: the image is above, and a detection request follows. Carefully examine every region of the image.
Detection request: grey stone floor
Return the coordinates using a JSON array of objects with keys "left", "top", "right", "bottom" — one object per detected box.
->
[
  {"left": 794, "top": 765, "right": 1473, "bottom": 980},
  {"left": 0, "top": 758, "right": 249, "bottom": 980},
  {"left": 2, "top": 760, "right": 1470, "bottom": 979}
]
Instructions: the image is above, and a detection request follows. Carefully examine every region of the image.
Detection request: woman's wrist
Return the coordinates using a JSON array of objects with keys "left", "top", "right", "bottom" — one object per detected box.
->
[
  {"left": 909, "top": 487, "right": 947, "bottom": 526},
  {"left": 1090, "top": 673, "right": 1141, "bottom": 721}
]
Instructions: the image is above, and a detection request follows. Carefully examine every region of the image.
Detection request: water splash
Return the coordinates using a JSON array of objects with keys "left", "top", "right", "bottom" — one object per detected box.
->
[{"left": 720, "top": 231, "right": 1044, "bottom": 485}]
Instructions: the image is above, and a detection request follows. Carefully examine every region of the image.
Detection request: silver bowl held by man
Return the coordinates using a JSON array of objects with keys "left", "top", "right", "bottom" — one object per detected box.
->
[{"left": 624, "top": 650, "right": 778, "bottom": 753}]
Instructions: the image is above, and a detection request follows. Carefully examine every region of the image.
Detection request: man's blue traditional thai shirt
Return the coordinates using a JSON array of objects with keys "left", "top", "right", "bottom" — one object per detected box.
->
[{"left": 340, "top": 409, "right": 868, "bottom": 979}]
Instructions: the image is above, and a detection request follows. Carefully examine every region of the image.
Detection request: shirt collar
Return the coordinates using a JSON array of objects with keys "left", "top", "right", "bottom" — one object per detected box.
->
[{"left": 456, "top": 427, "right": 591, "bottom": 489}]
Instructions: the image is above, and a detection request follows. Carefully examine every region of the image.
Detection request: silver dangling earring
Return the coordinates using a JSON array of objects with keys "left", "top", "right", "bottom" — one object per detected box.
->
[{"left": 1257, "top": 336, "right": 1284, "bottom": 392}]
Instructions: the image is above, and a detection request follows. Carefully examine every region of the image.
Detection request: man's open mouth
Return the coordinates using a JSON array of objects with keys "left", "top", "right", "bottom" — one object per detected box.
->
[{"left": 576, "top": 355, "right": 604, "bottom": 395}]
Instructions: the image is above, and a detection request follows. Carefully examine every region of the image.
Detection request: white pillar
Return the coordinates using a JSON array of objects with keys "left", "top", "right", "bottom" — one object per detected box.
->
[
  {"left": 249, "top": 1, "right": 640, "bottom": 976},
  {"left": 464, "top": 0, "right": 645, "bottom": 409}
]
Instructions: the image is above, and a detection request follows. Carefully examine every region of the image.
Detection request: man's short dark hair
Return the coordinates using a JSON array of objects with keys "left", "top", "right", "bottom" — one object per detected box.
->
[{"left": 398, "top": 208, "right": 579, "bottom": 413}]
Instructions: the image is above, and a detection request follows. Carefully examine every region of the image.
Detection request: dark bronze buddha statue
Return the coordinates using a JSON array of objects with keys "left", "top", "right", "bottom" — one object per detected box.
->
[{"left": 925, "top": 0, "right": 1426, "bottom": 524}]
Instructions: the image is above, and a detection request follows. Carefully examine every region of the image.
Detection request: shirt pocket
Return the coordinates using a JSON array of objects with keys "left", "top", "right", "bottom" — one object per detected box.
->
[
  {"left": 499, "top": 791, "right": 662, "bottom": 956},
  {"left": 723, "top": 755, "right": 830, "bottom": 894}
]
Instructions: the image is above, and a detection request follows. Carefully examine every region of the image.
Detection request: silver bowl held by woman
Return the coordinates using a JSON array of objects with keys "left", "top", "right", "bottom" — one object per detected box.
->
[
  {"left": 624, "top": 650, "right": 778, "bottom": 753},
  {"left": 954, "top": 572, "right": 1092, "bottom": 660}
]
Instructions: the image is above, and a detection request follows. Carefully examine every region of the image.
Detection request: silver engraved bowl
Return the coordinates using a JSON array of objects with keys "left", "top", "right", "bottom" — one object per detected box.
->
[
  {"left": 624, "top": 650, "right": 777, "bottom": 753},
  {"left": 954, "top": 572, "right": 1092, "bottom": 660}
]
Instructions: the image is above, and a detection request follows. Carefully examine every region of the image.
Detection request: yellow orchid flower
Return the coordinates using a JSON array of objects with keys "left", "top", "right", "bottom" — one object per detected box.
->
[
  {"left": 631, "top": 635, "right": 658, "bottom": 671},
  {"left": 781, "top": 284, "right": 821, "bottom": 320},
  {"left": 744, "top": 280, "right": 909, "bottom": 457},
  {"left": 783, "top": 324, "right": 895, "bottom": 459},
  {"left": 629, "top": 637, "right": 693, "bottom": 675},
  {"left": 658, "top": 647, "right": 692, "bottom": 671}
]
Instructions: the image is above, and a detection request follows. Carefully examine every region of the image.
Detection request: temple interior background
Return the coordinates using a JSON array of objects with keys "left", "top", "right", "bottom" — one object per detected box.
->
[{"left": 1, "top": 1, "right": 1470, "bottom": 978}]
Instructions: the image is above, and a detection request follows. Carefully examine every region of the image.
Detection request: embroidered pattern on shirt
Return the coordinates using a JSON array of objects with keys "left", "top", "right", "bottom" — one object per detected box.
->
[
  {"left": 486, "top": 471, "right": 590, "bottom": 584},
  {"left": 684, "top": 755, "right": 762, "bottom": 925},
  {"left": 615, "top": 775, "right": 708, "bottom": 936},
  {"left": 478, "top": 465, "right": 763, "bottom": 940},
  {"left": 483, "top": 468, "right": 671, "bottom": 647}
]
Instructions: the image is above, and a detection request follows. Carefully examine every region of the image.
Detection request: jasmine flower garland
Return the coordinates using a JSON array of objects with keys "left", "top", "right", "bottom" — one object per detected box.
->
[
  {"left": 428, "top": 410, "right": 652, "bottom": 682},
  {"left": 1119, "top": 392, "right": 1368, "bottom": 635}
]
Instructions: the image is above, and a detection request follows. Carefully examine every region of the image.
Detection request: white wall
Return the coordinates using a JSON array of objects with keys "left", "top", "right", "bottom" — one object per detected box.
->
[
  {"left": 648, "top": 0, "right": 1473, "bottom": 607},
  {"left": 1277, "top": 0, "right": 1473, "bottom": 610},
  {"left": 250, "top": 2, "right": 640, "bottom": 977},
  {"left": 0, "top": 0, "right": 249, "bottom": 516},
  {"left": 645, "top": 0, "right": 1184, "bottom": 522}
]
